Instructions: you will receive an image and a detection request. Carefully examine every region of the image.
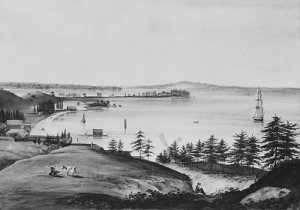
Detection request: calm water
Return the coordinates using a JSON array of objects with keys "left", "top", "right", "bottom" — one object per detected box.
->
[{"left": 30, "top": 90, "right": 300, "bottom": 158}]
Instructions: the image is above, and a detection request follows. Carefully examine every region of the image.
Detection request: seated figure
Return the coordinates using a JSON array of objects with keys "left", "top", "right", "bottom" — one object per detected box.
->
[{"left": 195, "top": 182, "right": 206, "bottom": 195}]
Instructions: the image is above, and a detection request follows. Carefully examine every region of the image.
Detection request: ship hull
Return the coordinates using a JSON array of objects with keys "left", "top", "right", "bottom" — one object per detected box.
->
[{"left": 253, "top": 117, "right": 263, "bottom": 122}]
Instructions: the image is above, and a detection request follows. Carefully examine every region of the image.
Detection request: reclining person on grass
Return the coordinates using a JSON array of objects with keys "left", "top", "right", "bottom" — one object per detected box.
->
[
  {"left": 195, "top": 182, "right": 206, "bottom": 195},
  {"left": 49, "top": 166, "right": 63, "bottom": 177}
]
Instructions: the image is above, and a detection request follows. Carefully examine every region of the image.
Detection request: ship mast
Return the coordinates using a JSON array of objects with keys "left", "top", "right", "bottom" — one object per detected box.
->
[{"left": 253, "top": 88, "right": 264, "bottom": 121}]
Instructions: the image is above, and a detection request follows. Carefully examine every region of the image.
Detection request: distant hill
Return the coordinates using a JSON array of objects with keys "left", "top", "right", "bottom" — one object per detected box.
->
[
  {"left": 0, "top": 82, "right": 122, "bottom": 91},
  {"left": 0, "top": 89, "right": 23, "bottom": 109},
  {"left": 128, "top": 81, "right": 300, "bottom": 95}
]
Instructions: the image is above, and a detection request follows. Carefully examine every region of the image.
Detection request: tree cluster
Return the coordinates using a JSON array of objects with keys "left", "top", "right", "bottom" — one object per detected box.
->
[
  {"left": 131, "top": 130, "right": 155, "bottom": 160},
  {"left": 0, "top": 108, "right": 25, "bottom": 123},
  {"left": 108, "top": 138, "right": 124, "bottom": 155},
  {"left": 42, "top": 129, "right": 72, "bottom": 147},
  {"left": 170, "top": 89, "right": 190, "bottom": 97},
  {"left": 261, "top": 115, "right": 299, "bottom": 169},
  {"left": 156, "top": 115, "right": 300, "bottom": 172},
  {"left": 37, "top": 100, "right": 55, "bottom": 114}
]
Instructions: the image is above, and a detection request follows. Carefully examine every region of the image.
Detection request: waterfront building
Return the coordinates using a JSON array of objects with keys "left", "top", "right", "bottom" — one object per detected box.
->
[
  {"left": 5, "top": 120, "right": 29, "bottom": 140},
  {"left": 93, "top": 129, "right": 103, "bottom": 137},
  {"left": 66, "top": 106, "right": 77, "bottom": 111},
  {"left": 6, "top": 120, "right": 24, "bottom": 129}
]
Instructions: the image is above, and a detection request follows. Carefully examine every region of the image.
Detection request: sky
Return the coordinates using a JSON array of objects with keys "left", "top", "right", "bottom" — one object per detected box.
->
[{"left": 0, "top": 0, "right": 299, "bottom": 87}]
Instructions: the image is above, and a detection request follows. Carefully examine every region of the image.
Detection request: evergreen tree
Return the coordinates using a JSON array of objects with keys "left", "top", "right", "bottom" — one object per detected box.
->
[
  {"left": 245, "top": 135, "right": 261, "bottom": 171},
  {"left": 261, "top": 115, "right": 285, "bottom": 168},
  {"left": 216, "top": 139, "right": 230, "bottom": 164},
  {"left": 178, "top": 145, "right": 193, "bottom": 164},
  {"left": 108, "top": 138, "right": 117, "bottom": 154},
  {"left": 178, "top": 145, "right": 188, "bottom": 162},
  {"left": 279, "top": 121, "right": 299, "bottom": 160},
  {"left": 193, "top": 139, "right": 203, "bottom": 163},
  {"left": 157, "top": 150, "right": 171, "bottom": 163},
  {"left": 203, "top": 135, "right": 218, "bottom": 164},
  {"left": 131, "top": 130, "right": 146, "bottom": 159},
  {"left": 143, "top": 138, "right": 155, "bottom": 160},
  {"left": 169, "top": 140, "right": 180, "bottom": 161},
  {"left": 231, "top": 131, "right": 247, "bottom": 166},
  {"left": 117, "top": 139, "right": 124, "bottom": 155},
  {"left": 186, "top": 142, "right": 194, "bottom": 157}
]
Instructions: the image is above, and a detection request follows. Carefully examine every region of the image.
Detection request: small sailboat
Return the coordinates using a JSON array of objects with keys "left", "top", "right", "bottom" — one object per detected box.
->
[
  {"left": 253, "top": 88, "right": 264, "bottom": 122},
  {"left": 81, "top": 113, "right": 86, "bottom": 124}
]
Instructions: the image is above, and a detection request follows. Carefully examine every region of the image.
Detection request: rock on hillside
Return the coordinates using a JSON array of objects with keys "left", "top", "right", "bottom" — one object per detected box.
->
[
  {"left": 0, "top": 145, "right": 193, "bottom": 209},
  {"left": 214, "top": 160, "right": 300, "bottom": 209}
]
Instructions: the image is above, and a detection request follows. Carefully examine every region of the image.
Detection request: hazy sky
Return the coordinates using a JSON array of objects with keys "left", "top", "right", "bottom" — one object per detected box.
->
[{"left": 0, "top": 0, "right": 299, "bottom": 87}]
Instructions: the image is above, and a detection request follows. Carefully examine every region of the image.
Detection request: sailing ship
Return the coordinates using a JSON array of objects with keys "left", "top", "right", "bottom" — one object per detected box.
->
[
  {"left": 253, "top": 88, "right": 264, "bottom": 122},
  {"left": 81, "top": 113, "right": 86, "bottom": 124}
]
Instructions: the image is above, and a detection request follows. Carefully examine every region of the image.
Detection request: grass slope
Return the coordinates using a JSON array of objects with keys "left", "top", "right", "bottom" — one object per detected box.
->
[
  {"left": 0, "top": 89, "right": 23, "bottom": 109},
  {"left": 0, "top": 145, "right": 192, "bottom": 209},
  {"left": 0, "top": 141, "right": 47, "bottom": 171}
]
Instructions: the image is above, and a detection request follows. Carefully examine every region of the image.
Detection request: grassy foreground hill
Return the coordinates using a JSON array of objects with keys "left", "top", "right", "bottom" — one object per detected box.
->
[
  {"left": 0, "top": 145, "right": 192, "bottom": 209},
  {"left": 0, "top": 141, "right": 47, "bottom": 171}
]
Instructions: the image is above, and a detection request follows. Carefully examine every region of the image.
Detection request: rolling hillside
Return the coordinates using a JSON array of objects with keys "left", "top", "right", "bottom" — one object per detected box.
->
[
  {"left": 0, "top": 89, "right": 23, "bottom": 109},
  {"left": 0, "top": 145, "right": 192, "bottom": 209}
]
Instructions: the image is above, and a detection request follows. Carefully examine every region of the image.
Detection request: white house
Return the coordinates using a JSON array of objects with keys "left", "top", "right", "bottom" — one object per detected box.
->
[{"left": 6, "top": 120, "right": 29, "bottom": 140}]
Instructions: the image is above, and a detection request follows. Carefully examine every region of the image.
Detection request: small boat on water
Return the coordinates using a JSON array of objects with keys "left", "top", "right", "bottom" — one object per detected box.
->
[
  {"left": 253, "top": 88, "right": 264, "bottom": 122},
  {"left": 194, "top": 121, "right": 199, "bottom": 124},
  {"left": 81, "top": 113, "right": 86, "bottom": 124},
  {"left": 88, "top": 100, "right": 110, "bottom": 108}
]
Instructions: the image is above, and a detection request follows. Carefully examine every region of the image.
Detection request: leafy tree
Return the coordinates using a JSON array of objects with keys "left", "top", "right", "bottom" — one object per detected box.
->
[
  {"left": 261, "top": 115, "right": 285, "bottom": 168},
  {"left": 117, "top": 139, "right": 124, "bottom": 155},
  {"left": 203, "top": 135, "right": 218, "bottom": 164},
  {"left": 279, "top": 121, "right": 300, "bottom": 160},
  {"left": 231, "top": 131, "right": 247, "bottom": 166},
  {"left": 169, "top": 140, "right": 180, "bottom": 161},
  {"left": 216, "top": 139, "right": 230, "bottom": 164},
  {"left": 131, "top": 130, "right": 146, "bottom": 159},
  {"left": 245, "top": 135, "right": 261, "bottom": 173},
  {"left": 143, "top": 138, "right": 155, "bottom": 160},
  {"left": 108, "top": 138, "right": 117, "bottom": 154}
]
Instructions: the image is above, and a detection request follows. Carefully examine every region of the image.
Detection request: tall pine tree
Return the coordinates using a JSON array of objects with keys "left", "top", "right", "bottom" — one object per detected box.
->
[
  {"left": 279, "top": 121, "right": 299, "bottom": 160},
  {"left": 245, "top": 135, "right": 261, "bottom": 172},
  {"left": 108, "top": 138, "right": 117, "bottom": 154},
  {"left": 169, "top": 140, "right": 180, "bottom": 162},
  {"left": 117, "top": 139, "right": 124, "bottom": 155},
  {"left": 193, "top": 139, "right": 203, "bottom": 163},
  {"left": 203, "top": 135, "right": 218, "bottom": 164},
  {"left": 216, "top": 139, "right": 230, "bottom": 164},
  {"left": 131, "top": 130, "right": 146, "bottom": 159},
  {"left": 231, "top": 131, "right": 247, "bottom": 166},
  {"left": 143, "top": 138, "right": 155, "bottom": 160},
  {"left": 261, "top": 115, "right": 285, "bottom": 168}
]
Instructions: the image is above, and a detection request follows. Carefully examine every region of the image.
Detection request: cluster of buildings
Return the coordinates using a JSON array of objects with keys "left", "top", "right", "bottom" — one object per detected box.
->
[
  {"left": 125, "top": 91, "right": 171, "bottom": 97},
  {"left": 53, "top": 92, "right": 103, "bottom": 98},
  {"left": 1, "top": 120, "right": 31, "bottom": 141}
]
